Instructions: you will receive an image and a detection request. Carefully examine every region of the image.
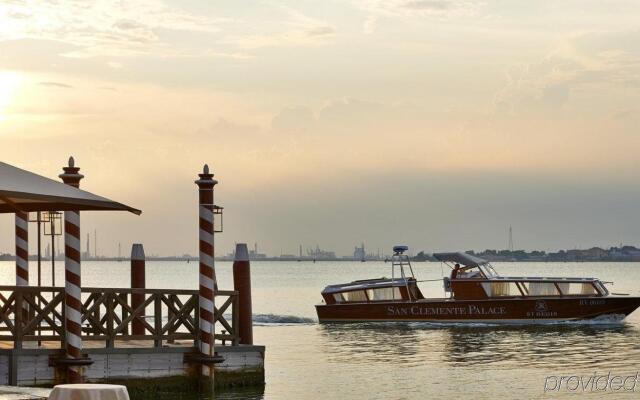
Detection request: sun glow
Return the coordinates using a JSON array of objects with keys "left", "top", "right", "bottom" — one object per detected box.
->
[{"left": 0, "top": 71, "right": 22, "bottom": 121}]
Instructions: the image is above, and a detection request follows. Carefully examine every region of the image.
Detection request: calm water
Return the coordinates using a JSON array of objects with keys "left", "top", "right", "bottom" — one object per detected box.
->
[{"left": 3, "top": 260, "right": 640, "bottom": 399}]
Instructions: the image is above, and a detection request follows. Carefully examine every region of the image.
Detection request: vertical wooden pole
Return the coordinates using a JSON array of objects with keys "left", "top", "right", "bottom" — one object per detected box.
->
[
  {"left": 15, "top": 211, "right": 29, "bottom": 323},
  {"left": 131, "top": 244, "right": 146, "bottom": 335},
  {"left": 15, "top": 212, "right": 29, "bottom": 287},
  {"left": 59, "top": 156, "right": 85, "bottom": 383},
  {"left": 232, "top": 243, "right": 253, "bottom": 344},
  {"left": 195, "top": 164, "right": 218, "bottom": 387}
]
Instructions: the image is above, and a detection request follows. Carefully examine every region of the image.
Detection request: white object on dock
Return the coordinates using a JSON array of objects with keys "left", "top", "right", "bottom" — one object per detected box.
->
[{"left": 49, "top": 384, "right": 129, "bottom": 400}]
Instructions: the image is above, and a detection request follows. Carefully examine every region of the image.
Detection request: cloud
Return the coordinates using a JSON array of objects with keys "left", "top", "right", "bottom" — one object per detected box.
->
[
  {"left": 494, "top": 29, "right": 640, "bottom": 117},
  {"left": 271, "top": 106, "right": 315, "bottom": 133},
  {"left": 112, "top": 19, "right": 146, "bottom": 31},
  {"left": 0, "top": 0, "right": 226, "bottom": 58},
  {"left": 356, "top": 0, "right": 482, "bottom": 18},
  {"left": 363, "top": 15, "right": 377, "bottom": 34},
  {"left": 37, "top": 81, "right": 73, "bottom": 88},
  {"left": 306, "top": 26, "right": 335, "bottom": 37},
  {"left": 402, "top": 1, "right": 455, "bottom": 11},
  {"left": 223, "top": 6, "right": 335, "bottom": 49}
]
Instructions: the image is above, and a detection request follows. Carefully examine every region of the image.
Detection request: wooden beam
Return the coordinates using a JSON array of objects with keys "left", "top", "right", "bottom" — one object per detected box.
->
[{"left": 0, "top": 196, "right": 25, "bottom": 213}]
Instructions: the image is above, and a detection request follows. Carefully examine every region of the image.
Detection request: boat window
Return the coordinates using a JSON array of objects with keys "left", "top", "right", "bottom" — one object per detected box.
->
[
  {"left": 561, "top": 282, "right": 597, "bottom": 296},
  {"left": 366, "top": 287, "right": 402, "bottom": 301},
  {"left": 341, "top": 290, "right": 368, "bottom": 302},
  {"left": 457, "top": 269, "right": 484, "bottom": 279},
  {"left": 520, "top": 282, "right": 560, "bottom": 296},
  {"left": 481, "top": 265, "right": 499, "bottom": 278},
  {"left": 333, "top": 293, "right": 344, "bottom": 302},
  {"left": 481, "top": 282, "right": 520, "bottom": 297}
]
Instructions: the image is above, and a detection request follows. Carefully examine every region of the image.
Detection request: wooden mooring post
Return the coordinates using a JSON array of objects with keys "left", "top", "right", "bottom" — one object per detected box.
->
[
  {"left": 131, "top": 244, "right": 146, "bottom": 336},
  {"left": 233, "top": 243, "right": 253, "bottom": 345}
]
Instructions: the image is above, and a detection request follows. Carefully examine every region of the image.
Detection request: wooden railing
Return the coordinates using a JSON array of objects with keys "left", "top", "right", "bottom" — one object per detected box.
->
[{"left": 0, "top": 286, "right": 239, "bottom": 349}]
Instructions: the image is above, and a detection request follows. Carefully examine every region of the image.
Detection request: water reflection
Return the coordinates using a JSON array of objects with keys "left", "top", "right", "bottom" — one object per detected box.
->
[
  {"left": 442, "top": 324, "right": 640, "bottom": 369},
  {"left": 319, "top": 322, "right": 640, "bottom": 371},
  {"left": 319, "top": 323, "right": 424, "bottom": 365}
]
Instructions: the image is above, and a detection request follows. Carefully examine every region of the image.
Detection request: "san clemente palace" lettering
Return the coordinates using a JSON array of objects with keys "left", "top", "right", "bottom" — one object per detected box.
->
[{"left": 386, "top": 305, "right": 507, "bottom": 317}]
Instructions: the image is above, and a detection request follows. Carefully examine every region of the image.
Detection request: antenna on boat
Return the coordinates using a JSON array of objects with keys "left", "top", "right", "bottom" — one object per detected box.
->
[{"left": 391, "top": 245, "right": 416, "bottom": 300}]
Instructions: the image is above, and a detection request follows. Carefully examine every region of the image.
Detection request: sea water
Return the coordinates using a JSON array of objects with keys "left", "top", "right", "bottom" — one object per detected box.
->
[{"left": 3, "top": 260, "right": 640, "bottom": 399}]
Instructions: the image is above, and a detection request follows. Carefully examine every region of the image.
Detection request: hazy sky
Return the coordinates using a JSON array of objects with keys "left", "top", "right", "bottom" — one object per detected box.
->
[{"left": 1, "top": 0, "right": 640, "bottom": 257}]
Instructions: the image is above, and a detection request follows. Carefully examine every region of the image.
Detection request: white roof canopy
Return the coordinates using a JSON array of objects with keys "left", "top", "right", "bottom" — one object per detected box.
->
[
  {"left": 0, "top": 161, "right": 141, "bottom": 215},
  {"left": 432, "top": 252, "right": 488, "bottom": 267}
]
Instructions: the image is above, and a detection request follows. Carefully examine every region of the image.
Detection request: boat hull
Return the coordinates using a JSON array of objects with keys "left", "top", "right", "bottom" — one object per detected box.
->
[{"left": 315, "top": 296, "right": 640, "bottom": 323}]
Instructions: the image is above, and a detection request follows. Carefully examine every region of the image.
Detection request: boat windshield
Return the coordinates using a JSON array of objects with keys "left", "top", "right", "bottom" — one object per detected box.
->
[{"left": 480, "top": 264, "right": 499, "bottom": 278}]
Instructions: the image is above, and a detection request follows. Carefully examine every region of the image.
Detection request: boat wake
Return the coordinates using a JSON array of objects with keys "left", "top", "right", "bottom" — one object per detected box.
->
[
  {"left": 252, "top": 314, "right": 316, "bottom": 325},
  {"left": 554, "top": 314, "right": 627, "bottom": 325},
  {"left": 395, "top": 314, "right": 628, "bottom": 329}
]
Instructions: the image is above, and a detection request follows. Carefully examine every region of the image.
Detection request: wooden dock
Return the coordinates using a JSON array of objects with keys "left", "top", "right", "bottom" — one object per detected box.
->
[{"left": 0, "top": 285, "right": 265, "bottom": 395}]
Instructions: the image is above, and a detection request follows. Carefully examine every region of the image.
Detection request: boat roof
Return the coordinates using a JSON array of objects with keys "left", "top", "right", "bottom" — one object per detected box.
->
[
  {"left": 322, "top": 277, "right": 410, "bottom": 294},
  {"left": 432, "top": 252, "right": 488, "bottom": 267}
]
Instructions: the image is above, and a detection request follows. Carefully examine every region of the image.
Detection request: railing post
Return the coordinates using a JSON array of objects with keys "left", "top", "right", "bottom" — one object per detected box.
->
[
  {"left": 119, "top": 293, "right": 128, "bottom": 336},
  {"left": 14, "top": 290, "right": 23, "bottom": 350},
  {"left": 106, "top": 293, "right": 114, "bottom": 348},
  {"left": 232, "top": 293, "right": 239, "bottom": 346},
  {"left": 154, "top": 294, "right": 162, "bottom": 347},
  {"left": 167, "top": 294, "right": 176, "bottom": 344},
  {"left": 131, "top": 244, "right": 146, "bottom": 335},
  {"left": 194, "top": 294, "right": 200, "bottom": 348}
]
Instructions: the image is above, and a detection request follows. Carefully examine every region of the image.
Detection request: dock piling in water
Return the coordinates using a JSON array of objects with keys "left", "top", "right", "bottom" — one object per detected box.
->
[
  {"left": 130, "top": 244, "right": 146, "bottom": 335},
  {"left": 233, "top": 243, "right": 253, "bottom": 345}
]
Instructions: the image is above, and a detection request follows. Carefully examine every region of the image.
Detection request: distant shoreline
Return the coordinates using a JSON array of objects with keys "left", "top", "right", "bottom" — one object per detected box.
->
[{"left": 1, "top": 257, "right": 638, "bottom": 263}]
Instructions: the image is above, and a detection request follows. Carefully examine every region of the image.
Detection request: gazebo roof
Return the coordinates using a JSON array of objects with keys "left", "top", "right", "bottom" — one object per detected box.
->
[{"left": 0, "top": 161, "right": 141, "bottom": 215}]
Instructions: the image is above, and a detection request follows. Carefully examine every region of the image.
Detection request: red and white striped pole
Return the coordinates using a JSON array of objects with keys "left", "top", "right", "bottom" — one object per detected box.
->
[
  {"left": 59, "top": 156, "right": 84, "bottom": 383},
  {"left": 15, "top": 211, "right": 29, "bottom": 321},
  {"left": 195, "top": 164, "right": 218, "bottom": 380},
  {"left": 15, "top": 212, "right": 29, "bottom": 287}
]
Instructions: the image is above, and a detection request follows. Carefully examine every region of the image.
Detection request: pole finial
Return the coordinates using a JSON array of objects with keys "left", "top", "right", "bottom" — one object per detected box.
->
[
  {"left": 195, "top": 163, "right": 217, "bottom": 185},
  {"left": 68, "top": 156, "right": 75, "bottom": 168}
]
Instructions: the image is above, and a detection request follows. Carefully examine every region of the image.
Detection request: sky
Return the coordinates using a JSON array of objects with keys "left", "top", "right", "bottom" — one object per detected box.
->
[{"left": 1, "top": 0, "right": 640, "bottom": 257}]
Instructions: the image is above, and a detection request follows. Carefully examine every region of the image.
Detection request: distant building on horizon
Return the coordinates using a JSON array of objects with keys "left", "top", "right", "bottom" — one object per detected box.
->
[{"left": 354, "top": 243, "right": 366, "bottom": 261}]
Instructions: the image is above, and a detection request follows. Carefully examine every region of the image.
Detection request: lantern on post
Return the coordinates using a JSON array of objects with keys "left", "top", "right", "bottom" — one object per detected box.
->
[
  {"left": 213, "top": 205, "right": 223, "bottom": 233},
  {"left": 43, "top": 211, "right": 63, "bottom": 286}
]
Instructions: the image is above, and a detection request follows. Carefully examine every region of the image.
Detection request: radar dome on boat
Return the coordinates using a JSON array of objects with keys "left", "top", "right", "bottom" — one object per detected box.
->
[{"left": 393, "top": 245, "right": 409, "bottom": 254}]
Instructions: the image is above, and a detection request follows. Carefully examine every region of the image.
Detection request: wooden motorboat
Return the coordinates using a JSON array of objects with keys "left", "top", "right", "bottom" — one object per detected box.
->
[{"left": 315, "top": 246, "right": 640, "bottom": 323}]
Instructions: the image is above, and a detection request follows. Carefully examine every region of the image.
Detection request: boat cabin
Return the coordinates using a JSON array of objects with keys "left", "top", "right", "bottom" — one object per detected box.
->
[
  {"left": 434, "top": 252, "right": 609, "bottom": 300},
  {"left": 321, "top": 277, "right": 424, "bottom": 305}
]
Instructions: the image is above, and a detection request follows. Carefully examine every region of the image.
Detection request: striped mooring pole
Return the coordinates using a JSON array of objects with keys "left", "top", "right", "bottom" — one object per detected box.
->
[
  {"left": 195, "top": 164, "right": 219, "bottom": 385},
  {"left": 15, "top": 211, "right": 29, "bottom": 321},
  {"left": 15, "top": 211, "right": 29, "bottom": 286},
  {"left": 59, "top": 156, "right": 85, "bottom": 383}
]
